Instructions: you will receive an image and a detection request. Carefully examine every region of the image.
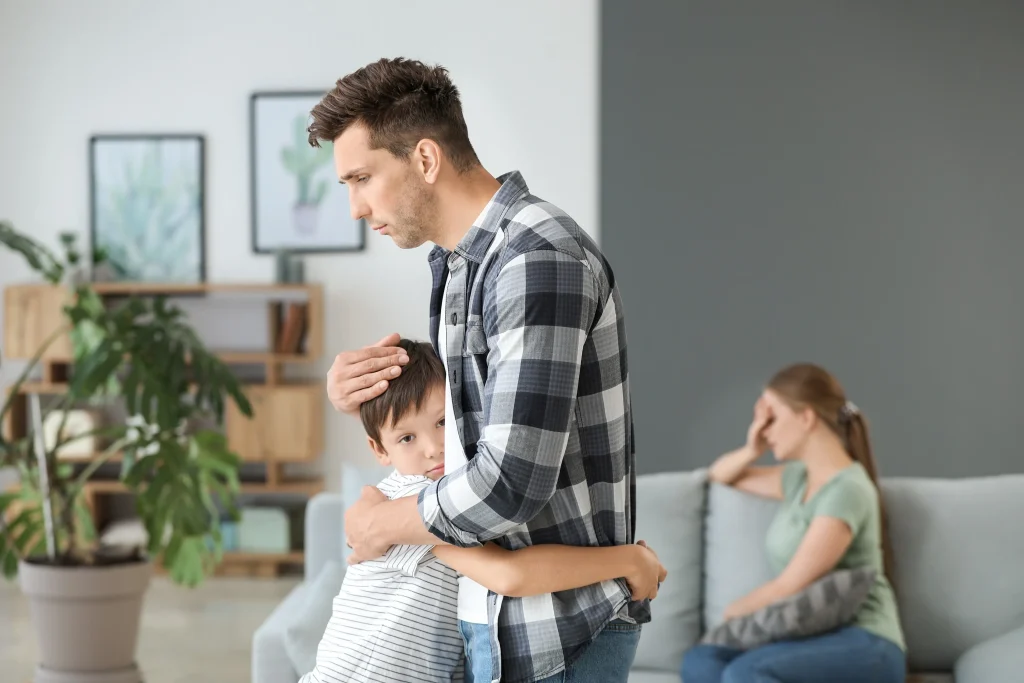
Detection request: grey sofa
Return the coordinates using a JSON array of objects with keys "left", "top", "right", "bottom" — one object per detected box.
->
[{"left": 253, "top": 467, "right": 1024, "bottom": 683}]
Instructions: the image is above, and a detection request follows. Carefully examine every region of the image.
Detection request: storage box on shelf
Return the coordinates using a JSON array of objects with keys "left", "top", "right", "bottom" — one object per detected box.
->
[{"left": 2, "top": 281, "right": 326, "bottom": 578}]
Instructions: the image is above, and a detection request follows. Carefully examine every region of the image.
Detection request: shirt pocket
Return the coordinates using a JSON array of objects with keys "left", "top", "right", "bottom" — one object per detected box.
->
[
  {"left": 463, "top": 324, "right": 489, "bottom": 356},
  {"left": 462, "top": 324, "right": 489, "bottom": 389}
]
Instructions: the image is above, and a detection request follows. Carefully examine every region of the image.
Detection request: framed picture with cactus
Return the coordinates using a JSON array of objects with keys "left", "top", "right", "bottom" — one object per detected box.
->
[
  {"left": 89, "top": 133, "right": 206, "bottom": 282},
  {"left": 250, "top": 91, "right": 366, "bottom": 253}
]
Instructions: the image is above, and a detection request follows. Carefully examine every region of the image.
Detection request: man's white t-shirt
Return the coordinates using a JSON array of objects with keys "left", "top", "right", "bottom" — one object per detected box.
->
[{"left": 438, "top": 230, "right": 505, "bottom": 625}]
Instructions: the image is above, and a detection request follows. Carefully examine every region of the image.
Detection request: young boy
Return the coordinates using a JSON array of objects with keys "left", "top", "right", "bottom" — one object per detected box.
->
[{"left": 299, "top": 339, "right": 665, "bottom": 683}]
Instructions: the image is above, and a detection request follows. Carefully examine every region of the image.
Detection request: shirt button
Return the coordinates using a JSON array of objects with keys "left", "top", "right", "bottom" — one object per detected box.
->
[{"left": 451, "top": 312, "right": 457, "bottom": 325}]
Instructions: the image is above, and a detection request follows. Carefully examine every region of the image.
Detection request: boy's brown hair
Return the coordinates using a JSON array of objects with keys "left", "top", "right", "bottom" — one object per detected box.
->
[{"left": 359, "top": 338, "right": 446, "bottom": 447}]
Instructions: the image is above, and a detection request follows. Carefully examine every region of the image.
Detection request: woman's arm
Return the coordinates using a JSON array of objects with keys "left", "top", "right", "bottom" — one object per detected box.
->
[
  {"left": 709, "top": 396, "right": 784, "bottom": 500},
  {"left": 431, "top": 542, "right": 666, "bottom": 599},
  {"left": 723, "top": 515, "right": 853, "bottom": 619},
  {"left": 710, "top": 449, "right": 785, "bottom": 500}
]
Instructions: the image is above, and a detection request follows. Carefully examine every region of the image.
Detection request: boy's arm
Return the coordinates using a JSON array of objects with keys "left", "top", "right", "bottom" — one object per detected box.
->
[{"left": 431, "top": 542, "right": 667, "bottom": 600}]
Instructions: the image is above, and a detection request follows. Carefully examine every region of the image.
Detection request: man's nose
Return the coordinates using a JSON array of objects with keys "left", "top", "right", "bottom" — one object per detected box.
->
[{"left": 349, "top": 192, "right": 368, "bottom": 221}]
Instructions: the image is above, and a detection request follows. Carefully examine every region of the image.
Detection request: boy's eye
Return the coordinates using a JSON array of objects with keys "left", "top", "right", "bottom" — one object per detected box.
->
[
  {"left": 398, "top": 435, "right": 414, "bottom": 444},
  {"left": 438, "top": 418, "right": 446, "bottom": 428}
]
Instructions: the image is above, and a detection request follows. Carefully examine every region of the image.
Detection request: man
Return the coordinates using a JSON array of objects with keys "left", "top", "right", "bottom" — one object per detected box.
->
[{"left": 312, "top": 57, "right": 649, "bottom": 683}]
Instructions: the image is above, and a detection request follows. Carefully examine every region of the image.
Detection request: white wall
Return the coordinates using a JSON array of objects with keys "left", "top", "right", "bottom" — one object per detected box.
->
[{"left": 0, "top": 0, "right": 598, "bottom": 490}]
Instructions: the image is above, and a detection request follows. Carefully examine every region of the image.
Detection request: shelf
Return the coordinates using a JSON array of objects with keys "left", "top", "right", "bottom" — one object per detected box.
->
[
  {"left": 91, "top": 282, "right": 319, "bottom": 296},
  {"left": 216, "top": 352, "right": 316, "bottom": 364},
  {"left": 16, "top": 381, "right": 68, "bottom": 394},
  {"left": 149, "top": 550, "right": 304, "bottom": 579},
  {"left": 221, "top": 551, "right": 304, "bottom": 564},
  {"left": 83, "top": 479, "right": 323, "bottom": 496},
  {"left": 15, "top": 376, "right": 322, "bottom": 394}
]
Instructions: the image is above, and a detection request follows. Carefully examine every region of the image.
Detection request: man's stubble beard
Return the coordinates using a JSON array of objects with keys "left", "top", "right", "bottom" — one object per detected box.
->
[{"left": 390, "top": 179, "right": 439, "bottom": 250}]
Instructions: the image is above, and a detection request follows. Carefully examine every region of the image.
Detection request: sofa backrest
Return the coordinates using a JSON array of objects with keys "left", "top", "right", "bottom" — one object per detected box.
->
[
  {"left": 630, "top": 469, "right": 709, "bottom": 673},
  {"left": 701, "top": 482, "right": 779, "bottom": 629},
  {"left": 882, "top": 474, "right": 1024, "bottom": 671}
]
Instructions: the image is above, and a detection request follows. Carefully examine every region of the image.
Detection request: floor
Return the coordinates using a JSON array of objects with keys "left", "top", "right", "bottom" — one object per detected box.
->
[{"left": 0, "top": 574, "right": 300, "bottom": 683}]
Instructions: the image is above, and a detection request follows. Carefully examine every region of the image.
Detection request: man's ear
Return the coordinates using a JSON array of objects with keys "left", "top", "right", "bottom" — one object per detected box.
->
[
  {"left": 414, "top": 138, "right": 442, "bottom": 184},
  {"left": 367, "top": 436, "right": 391, "bottom": 466}
]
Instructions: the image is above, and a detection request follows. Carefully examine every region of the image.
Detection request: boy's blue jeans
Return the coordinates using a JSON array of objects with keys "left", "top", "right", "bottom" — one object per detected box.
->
[
  {"left": 459, "top": 618, "right": 640, "bottom": 683},
  {"left": 681, "top": 625, "right": 906, "bottom": 683}
]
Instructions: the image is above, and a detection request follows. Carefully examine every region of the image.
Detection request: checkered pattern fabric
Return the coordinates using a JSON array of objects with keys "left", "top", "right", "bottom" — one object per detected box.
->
[{"left": 417, "top": 171, "right": 649, "bottom": 682}]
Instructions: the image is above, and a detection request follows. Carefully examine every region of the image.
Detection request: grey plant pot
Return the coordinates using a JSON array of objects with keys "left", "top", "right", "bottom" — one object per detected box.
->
[{"left": 18, "top": 559, "right": 152, "bottom": 683}]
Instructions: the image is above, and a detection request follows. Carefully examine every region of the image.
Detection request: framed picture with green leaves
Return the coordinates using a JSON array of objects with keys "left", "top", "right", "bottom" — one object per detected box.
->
[
  {"left": 89, "top": 133, "right": 206, "bottom": 282},
  {"left": 250, "top": 91, "right": 365, "bottom": 254}
]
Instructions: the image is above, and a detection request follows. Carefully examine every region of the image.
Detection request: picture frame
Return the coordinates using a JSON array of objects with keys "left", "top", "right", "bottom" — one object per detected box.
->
[
  {"left": 89, "top": 134, "right": 206, "bottom": 283},
  {"left": 89, "top": 133, "right": 205, "bottom": 282},
  {"left": 250, "top": 91, "right": 366, "bottom": 254}
]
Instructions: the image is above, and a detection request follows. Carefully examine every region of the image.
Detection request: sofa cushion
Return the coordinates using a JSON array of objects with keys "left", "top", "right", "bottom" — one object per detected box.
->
[
  {"left": 631, "top": 469, "right": 708, "bottom": 673},
  {"left": 702, "top": 483, "right": 780, "bottom": 629},
  {"left": 252, "top": 582, "right": 310, "bottom": 683},
  {"left": 882, "top": 474, "right": 1024, "bottom": 671},
  {"left": 954, "top": 623, "right": 1024, "bottom": 683},
  {"left": 700, "top": 567, "right": 876, "bottom": 649},
  {"left": 283, "top": 560, "right": 347, "bottom": 676}
]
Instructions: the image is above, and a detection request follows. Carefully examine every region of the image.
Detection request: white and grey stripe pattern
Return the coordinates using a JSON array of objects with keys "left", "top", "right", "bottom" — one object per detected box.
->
[
  {"left": 299, "top": 471, "right": 464, "bottom": 683},
  {"left": 417, "top": 171, "right": 649, "bottom": 682}
]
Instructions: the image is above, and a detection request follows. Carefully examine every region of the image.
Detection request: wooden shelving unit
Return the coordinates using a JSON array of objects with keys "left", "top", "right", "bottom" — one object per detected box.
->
[{"left": 2, "top": 281, "right": 326, "bottom": 578}]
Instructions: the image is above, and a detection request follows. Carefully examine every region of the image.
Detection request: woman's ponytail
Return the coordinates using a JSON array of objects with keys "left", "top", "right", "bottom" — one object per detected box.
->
[{"left": 842, "top": 408, "right": 896, "bottom": 587}]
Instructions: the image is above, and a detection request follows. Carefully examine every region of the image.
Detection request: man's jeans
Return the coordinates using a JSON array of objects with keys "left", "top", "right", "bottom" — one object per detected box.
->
[{"left": 459, "top": 619, "right": 640, "bottom": 683}]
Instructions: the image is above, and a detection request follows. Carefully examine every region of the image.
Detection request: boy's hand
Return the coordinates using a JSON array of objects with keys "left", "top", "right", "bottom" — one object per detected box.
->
[
  {"left": 327, "top": 333, "right": 410, "bottom": 416},
  {"left": 344, "top": 486, "right": 392, "bottom": 564}
]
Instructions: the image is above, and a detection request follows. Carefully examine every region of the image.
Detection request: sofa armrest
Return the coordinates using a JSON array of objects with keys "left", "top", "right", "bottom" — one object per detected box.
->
[
  {"left": 252, "top": 582, "right": 308, "bottom": 683},
  {"left": 305, "top": 492, "right": 344, "bottom": 580},
  {"left": 954, "top": 623, "right": 1024, "bottom": 683}
]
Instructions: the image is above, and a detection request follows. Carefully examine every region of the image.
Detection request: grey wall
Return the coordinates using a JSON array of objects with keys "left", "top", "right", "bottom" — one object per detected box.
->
[{"left": 601, "top": 2, "right": 1024, "bottom": 477}]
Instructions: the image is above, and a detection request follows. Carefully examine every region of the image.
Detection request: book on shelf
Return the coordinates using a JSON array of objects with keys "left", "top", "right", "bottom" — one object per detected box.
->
[{"left": 275, "top": 303, "right": 308, "bottom": 354}]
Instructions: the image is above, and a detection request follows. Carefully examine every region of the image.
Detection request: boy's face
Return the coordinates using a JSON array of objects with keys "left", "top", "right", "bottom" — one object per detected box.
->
[{"left": 367, "top": 384, "right": 446, "bottom": 480}]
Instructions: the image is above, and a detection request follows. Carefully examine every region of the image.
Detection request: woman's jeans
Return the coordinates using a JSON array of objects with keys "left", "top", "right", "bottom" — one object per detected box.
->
[
  {"left": 681, "top": 626, "right": 906, "bottom": 683},
  {"left": 459, "top": 619, "right": 640, "bottom": 683}
]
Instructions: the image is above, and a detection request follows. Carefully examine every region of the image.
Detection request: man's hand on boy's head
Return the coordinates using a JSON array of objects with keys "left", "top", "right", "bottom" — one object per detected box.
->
[
  {"left": 345, "top": 485, "right": 392, "bottom": 564},
  {"left": 327, "top": 332, "right": 410, "bottom": 416}
]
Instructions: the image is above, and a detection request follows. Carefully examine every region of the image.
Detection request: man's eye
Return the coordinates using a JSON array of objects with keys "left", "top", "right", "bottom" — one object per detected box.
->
[{"left": 358, "top": 176, "right": 369, "bottom": 183}]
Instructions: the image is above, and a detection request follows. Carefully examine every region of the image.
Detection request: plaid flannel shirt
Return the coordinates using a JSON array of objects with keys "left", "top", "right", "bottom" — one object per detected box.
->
[{"left": 417, "top": 171, "right": 649, "bottom": 682}]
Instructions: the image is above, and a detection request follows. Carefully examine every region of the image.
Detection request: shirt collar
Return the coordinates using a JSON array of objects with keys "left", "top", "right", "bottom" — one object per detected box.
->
[{"left": 427, "top": 170, "right": 529, "bottom": 265}]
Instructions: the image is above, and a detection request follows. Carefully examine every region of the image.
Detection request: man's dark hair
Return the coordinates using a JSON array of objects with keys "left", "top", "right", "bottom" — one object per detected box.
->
[
  {"left": 308, "top": 57, "right": 480, "bottom": 173},
  {"left": 360, "top": 338, "right": 446, "bottom": 447}
]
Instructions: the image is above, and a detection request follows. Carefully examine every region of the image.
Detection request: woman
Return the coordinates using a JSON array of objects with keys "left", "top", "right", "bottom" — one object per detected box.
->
[{"left": 681, "top": 363, "right": 906, "bottom": 683}]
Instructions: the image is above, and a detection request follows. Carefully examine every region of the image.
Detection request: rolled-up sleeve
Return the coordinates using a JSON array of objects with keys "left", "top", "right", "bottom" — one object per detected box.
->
[{"left": 418, "top": 249, "right": 599, "bottom": 547}]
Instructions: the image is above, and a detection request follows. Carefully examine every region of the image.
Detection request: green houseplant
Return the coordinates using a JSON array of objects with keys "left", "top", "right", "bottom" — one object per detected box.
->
[
  {"left": 281, "top": 113, "right": 332, "bottom": 235},
  {"left": 0, "top": 220, "right": 253, "bottom": 683}
]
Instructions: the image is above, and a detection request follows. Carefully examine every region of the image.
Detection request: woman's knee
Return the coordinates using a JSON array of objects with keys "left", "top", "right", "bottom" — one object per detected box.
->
[
  {"left": 680, "top": 644, "right": 731, "bottom": 682},
  {"left": 720, "top": 656, "right": 778, "bottom": 683}
]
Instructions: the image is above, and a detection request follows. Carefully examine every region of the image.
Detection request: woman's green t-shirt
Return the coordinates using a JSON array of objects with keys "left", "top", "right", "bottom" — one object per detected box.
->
[{"left": 764, "top": 460, "right": 906, "bottom": 651}]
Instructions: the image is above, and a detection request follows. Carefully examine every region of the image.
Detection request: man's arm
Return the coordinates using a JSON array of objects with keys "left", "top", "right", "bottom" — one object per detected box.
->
[
  {"left": 431, "top": 541, "right": 667, "bottom": 600},
  {"left": 344, "top": 250, "right": 600, "bottom": 561},
  {"left": 344, "top": 488, "right": 441, "bottom": 563},
  {"left": 418, "top": 250, "right": 599, "bottom": 547}
]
